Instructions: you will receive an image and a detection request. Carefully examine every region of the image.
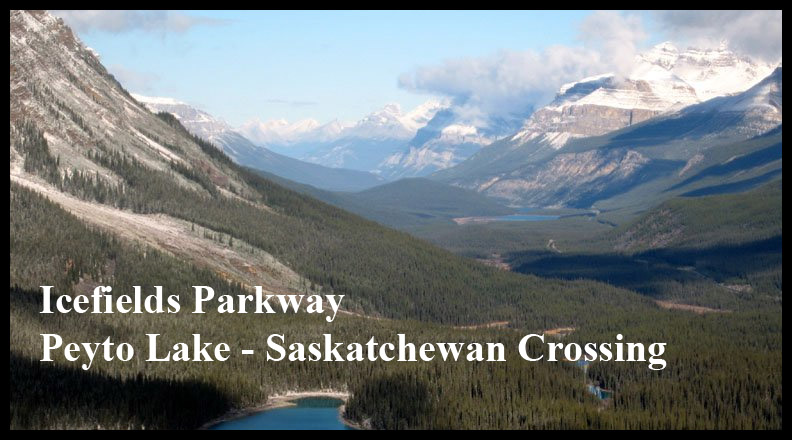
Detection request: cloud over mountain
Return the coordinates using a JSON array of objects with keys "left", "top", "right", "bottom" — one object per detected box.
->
[
  {"left": 398, "top": 46, "right": 605, "bottom": 124},
  {"left": 397, "top": 10, "right": 781, "bottom": 123},
  {"left": 397, "top": 11, "right": 649, "bottom": 123},
  {"left": 653, "top": 10, "right": 782, "bottom": 62},
  {"left": 50, "top": 10, "right": 226, "bottom": 34}
]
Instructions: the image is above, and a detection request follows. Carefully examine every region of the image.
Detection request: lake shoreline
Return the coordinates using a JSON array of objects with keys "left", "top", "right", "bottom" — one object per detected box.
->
[{"left": 199, "top": 390, "right": 362, "bottom": 430}]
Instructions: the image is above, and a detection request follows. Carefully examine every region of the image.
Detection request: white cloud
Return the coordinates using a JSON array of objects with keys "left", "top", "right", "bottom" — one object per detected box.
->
[
  {"left": 398, "top": 11, "right": 648, "bottom": 123},
  {"left": 579, "top": 11, "right": 648, "bottom": 78},
  {"left": 50, "top": 10, "right": 225, "bottom": 34},
  {"left": 399, "top": 46, "right": 607, "bottom": 122},
  {"left": 107, "top": 64, "right": 159, "bottom": 92},
  {"left": 653, "top": 10, "right": 782, "bottom": 62}
]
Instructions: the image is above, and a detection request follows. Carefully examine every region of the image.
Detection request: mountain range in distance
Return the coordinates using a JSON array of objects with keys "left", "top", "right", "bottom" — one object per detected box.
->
[
  {"left": 131, "top": 94, "right": 385, "bottom": 192},
  {"left": 9, "top": 10, "right": 783, "bottom": 431},
  {"left": 435, "top": 65, "right": 782, "bottom": 215},
  {"left": 138, "top": 92, "right": 525, "bottom": 183},
  {"left": 132, "top": 94, "right": 520, "bottom": 226},
  {"left": 239, "top": 41, "right": 777, "bottom": 182},
  {"left": 136, "top": 41, "right": 781, "bottom": 224},
  {"left": 16, "top": 7, "right": 779, "bottom": 225}
]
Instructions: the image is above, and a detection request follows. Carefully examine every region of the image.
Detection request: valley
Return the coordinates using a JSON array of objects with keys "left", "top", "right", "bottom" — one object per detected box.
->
[
  {"left": 9, "top": 10, "right": 782, "bottom": 431},
  {"left": 418, "top": 180, "right": 782, "bottom": 313}
]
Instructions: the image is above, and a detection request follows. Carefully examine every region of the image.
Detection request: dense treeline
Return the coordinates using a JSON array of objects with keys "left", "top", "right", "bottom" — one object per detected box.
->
[
  {"left": 13, "top": 118, "right": 656, "bottom": 329},
  {"left": 613, "top": 179, "right": 783, "bottom": 252},
  {"left": 9, "top": 184, "right": 783, "bottom": 429},
  {"left": 13, "top": 120, "right": 60, "bottom": 183},
  {"left": 10, "top": 11, "right": 782, "bottom": 430},
  {"left": 506, "top": 181, "right": 783, "bottom": 310},
  {"left": 10, "top": 116, "right": 782, "bottom": 429},
  {"left": 8, "top": 184, "right": 587, "bottom": 429},
  {"left": 10, "top": 352, "right": 232, "bottom": 430}
]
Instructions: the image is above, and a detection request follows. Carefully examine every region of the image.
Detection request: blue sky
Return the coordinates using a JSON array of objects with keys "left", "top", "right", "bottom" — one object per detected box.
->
[{"left": 51, "top": 10, "right": 781, "bottom": 127}]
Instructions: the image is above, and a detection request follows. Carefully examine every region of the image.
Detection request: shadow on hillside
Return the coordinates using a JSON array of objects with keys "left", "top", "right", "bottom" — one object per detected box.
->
[
  {"left": 668, "top": 142, "right": 782, "bottom": 192},
  {"left": 679, "top": 169, "right": 782, "bottom": 197},
  {"left": 9, "top": 351, "right": 233, "bottom": 429},
  {"left": 508, "top": 235, "right": 782, "bottom": 297},
  {"left": 344, "top": 372, "right": 435, "bottom": 430},
  {"left": 568, "top": 158, "right": 684, "bottom": 208},
  {"left": 608, "top": 111, "right": 746, "bottom": 147}
]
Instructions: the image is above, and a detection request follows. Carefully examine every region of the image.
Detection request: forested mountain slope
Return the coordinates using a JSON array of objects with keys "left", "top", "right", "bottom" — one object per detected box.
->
[
  {"left": 132, "top": 94, "right": 385, "bottom": 192},
  {"left": 10, "top": 8, "right": 654, "bottom": 329},
  {"left": 507, "top": 180, "right": 782, "bottom": 310},
  {"left": 252, "top": 172, "right": 515, "bottom": 229},
  {"left": 8, "top": 10, "right": 782, "bottom": 431}
]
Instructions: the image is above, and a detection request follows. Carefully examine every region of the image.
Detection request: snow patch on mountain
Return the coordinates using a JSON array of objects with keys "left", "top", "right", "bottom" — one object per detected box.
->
[
  {"left": 239, "top": 99, "right": 448, "bottom": 150},
  {"left": 715, "top": 67, "right": 782, "bottom": 114},
  {"left": 240, "top": 118, "right": 331, "bottom": 145},
  {"left": 132, "top": 93, "right": 187, "bottom": 107},
  {"left": 131, "top": 93, "right": 236, "bottom": 151},
  {"left": 383, "top": 147, "right": 457, "bottom": 171},
  {"left": 510, "top": 42, "right": 777, "bottom": 150},
  {"left": 647, "top": 42, "right": 775, "bottom": 101},
  {"left": 399, "top": 99, "right": 449, "bottom": 132}
]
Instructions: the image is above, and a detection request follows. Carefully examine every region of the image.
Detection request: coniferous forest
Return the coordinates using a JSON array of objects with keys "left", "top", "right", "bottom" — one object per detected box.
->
[
  {"left": 9, "top": 130, "right": 783, "bottom": 428},
  {"left": 9, "top": 9, "right": 783, "bottom": 429}
]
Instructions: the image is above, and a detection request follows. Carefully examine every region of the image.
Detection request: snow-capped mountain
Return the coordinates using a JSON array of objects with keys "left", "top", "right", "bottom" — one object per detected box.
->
[
  {"left": 694, "top": 66, "right": 782, "bottom": 123},
  {"left": 238, "top": 100, "right": 450, "bottom": 174},
  {"left": 130, "top": 41, "right": 777, "bottom": 192},
  {"left": 240, "top": 118, "right": 345, "bottom": 146},
  {"left": 380, "top": 42, "right": 777, "bottom": 181},
  {"left": 131, "top": 94, "right": 383, "bottom": 191},
  {"left": 131, "top": 93, "right": 235, "bottom": 144},
  {"left": 346, "top": 103, "right": 420, "bottom": 140},
  {"left": 434, "top": 66, "right": 782, "bottom": 208},
  {"left": 376, "top": 109, "right": 498, "bottom": 180},
  {"left": 509, "top": 42, "right": 777, "bottom": 153},
  {"left": 241, "top": 100, "right": 447, "bottom": 146},
  {"left": 393, "top": 104, "right": 540, "bottom": 178},
  {"left": 381, "top": 123, "right": 490, "bottom": 173},
  {"left": 261, "top": 42, "right": 773, "bottom": 181}
]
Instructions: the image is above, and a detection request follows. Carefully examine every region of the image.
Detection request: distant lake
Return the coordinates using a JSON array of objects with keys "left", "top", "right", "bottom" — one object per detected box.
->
[
  {"left": 209, "top": 397, "right": 354, "bottom": 430},
  {"left": 491, "top": 214, "right": 560, "bottom": 222},
  {"left": 453, "top": 211, "right": 561, "bottom": 225}
]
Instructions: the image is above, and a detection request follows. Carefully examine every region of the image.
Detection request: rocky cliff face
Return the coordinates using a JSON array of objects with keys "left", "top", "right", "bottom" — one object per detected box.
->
[
  {"left": 476, "top": 149, "right": 652, "bottom": 207},
  {"left": 433, "top": 43, "right": 780, "bottom": 208},
  {"left": 10, "top": 10, "right": 305, "bottom": 293},
  {"left": 515, "top": 103, "right": 661, "bottom": 147},
  {"left": 10, "top": 10, "right": 251, "bottom": 191},
  {"left": 509, "top": 43, "right": 776, "bottom": 152},
  {"left": 128, "top": 94, "right": 384, "bottom": 192}
]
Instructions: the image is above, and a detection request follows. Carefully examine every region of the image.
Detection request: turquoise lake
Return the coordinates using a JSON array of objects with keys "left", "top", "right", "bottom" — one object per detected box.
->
[{"left": 209, "top": 397, "right": 354, "bottom": 430}]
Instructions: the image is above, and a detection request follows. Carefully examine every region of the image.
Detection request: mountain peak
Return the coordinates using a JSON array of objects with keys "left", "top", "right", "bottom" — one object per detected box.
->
[
  {"left": 698, "top": 66, "right": 782, "bottom": 118},
  {"left": 653, "top": 41, "right": 680, "bottom": 53},
  {"left": 511, "top": 42, "right": 777, "bottom": 151},
  {"left": 11, "top": 8, "right": 256, "bottom": 205},
  {"left": 239, "top": 117, "right": 325, "bottom": 145}
]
